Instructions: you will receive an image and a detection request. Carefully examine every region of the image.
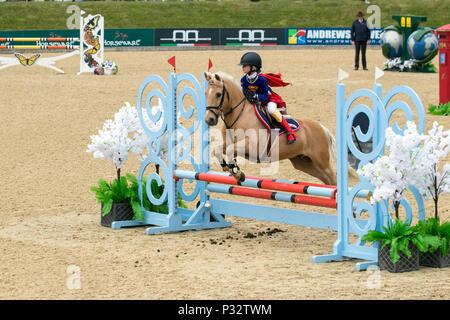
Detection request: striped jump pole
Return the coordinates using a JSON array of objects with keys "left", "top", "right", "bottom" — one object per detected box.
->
[
  {"left": 174, "top": 170, "right": 371, "bottom": 199},
  {"left": 208, "top": 170, "right": 371, "bottom": 199},
  {"left": 0, "top": 37, "right": 79, "bottom": 42},
  {"left": 0, "top": 45, "right": 79, "bottom": 50},
  {"left": 175, "top": 170, "right": 337, "bottom": 198},
  {"left": 206, "top": 184, "right": 337, "bottom": 209}
]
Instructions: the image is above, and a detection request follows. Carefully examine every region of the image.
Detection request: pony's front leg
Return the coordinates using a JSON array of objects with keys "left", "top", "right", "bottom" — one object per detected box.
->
[
  {"left": 224, "top": 139, "right": 246, "bottom": 182},
  {"left": 213, "top": 138, "right": 245, "bottom": 182},
  {"left": 209, "top": 126, "right": 229, "bottom": 172},
  {"left": 213, "top": 127, "right": 245, "bottom": 182},
  {"left": 213, "top": 142, "right": 230, "bottom": 172}
]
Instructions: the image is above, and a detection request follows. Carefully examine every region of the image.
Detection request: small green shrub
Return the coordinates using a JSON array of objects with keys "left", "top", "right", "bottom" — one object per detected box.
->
[
  {"left": 91, "top": 173, "right": 186, "bottom": 221},
  {"left": 428, "top": 103, "right": 450, "bottom": 116},
  {"left": 362, "top": 219, "right": 426, "bottom": 263},
  {"left": 413, "top": 218, "right": 450, "bottom": 257}
]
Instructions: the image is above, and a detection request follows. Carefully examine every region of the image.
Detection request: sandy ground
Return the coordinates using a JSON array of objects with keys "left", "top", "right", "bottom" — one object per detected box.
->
[{"left": 0, "top": 48, "right": 449, "bottom": 300}]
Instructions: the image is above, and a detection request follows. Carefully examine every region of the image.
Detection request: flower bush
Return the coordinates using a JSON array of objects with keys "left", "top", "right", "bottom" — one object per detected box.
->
[
  {"left": 359, "top": 121, "right": 450, "bottom": 263},
  {"left": 358, "top": 121, "right": 450, "bottom": 219},
  {"left": 357, "top": 121, "right": 425, "bottom": 219},
  {"left": 87, "top": 102, "right": 144, "bottom": 181},
  {"left": 384, "top": 58, "right": 414, "bottom": 72},
  {"left": 384, "top": 58, "right": 436, "bottom": 72},
  {"left": 411, "top": 122, "right": 450, "bottom": 218},
  {"left": 87, "top": 100, "right": 179, "bottom": 218}
]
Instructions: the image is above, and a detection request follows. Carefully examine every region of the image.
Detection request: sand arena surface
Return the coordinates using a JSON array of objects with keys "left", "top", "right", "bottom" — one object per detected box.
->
[{"left": 0, "top": 49, "right": 449, "bottom": 299}]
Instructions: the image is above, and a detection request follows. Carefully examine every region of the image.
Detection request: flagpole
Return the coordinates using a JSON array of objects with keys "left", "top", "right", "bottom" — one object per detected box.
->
[
  {"left": 374, "top": 66, "right": 384, "bottom": 84},
  {"left": 168, "top": 55, "right": 176, "bottom": 74}
]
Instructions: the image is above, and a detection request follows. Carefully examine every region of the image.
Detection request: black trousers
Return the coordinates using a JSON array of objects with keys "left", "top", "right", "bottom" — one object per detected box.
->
[{"left": 354, "top": 41, "right": 367, "bottom": 69}]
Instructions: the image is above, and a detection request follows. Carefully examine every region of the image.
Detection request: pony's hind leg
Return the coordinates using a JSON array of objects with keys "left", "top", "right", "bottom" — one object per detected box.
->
[
  {"left": 289, "top": 155, "right": 336, "bottom": 186},
  {"left": 318, "top": 162, "right": 337, "bottom": 186}
]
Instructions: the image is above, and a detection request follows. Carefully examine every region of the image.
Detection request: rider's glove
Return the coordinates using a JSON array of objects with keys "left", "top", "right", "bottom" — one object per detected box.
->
[{"left": 243, "top": 88, "right": 259, "bottom": 104}]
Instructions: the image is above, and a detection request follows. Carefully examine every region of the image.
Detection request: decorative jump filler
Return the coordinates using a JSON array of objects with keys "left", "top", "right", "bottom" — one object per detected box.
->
[
  {"left": 380, "top": 14, "right": 439, "bottom": 72},
  {"left": 0, "top": 13, "right": 104, "bottom": 74}
]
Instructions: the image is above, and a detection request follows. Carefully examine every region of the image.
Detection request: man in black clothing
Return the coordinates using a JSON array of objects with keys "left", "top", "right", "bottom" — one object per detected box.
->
[
  {"left": 351, "top": 11, "right": 371, "bottom": 70},
  {"left": 348, "top": 112, "right": 373, "bottom": 170}
]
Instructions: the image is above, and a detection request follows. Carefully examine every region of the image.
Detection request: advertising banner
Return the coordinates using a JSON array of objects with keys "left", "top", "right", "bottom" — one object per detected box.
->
[
  {"left": 154, "top": 28, "right": 220, "bottom": 47},
  {"left": 0, "top": 27, "right": 384, "bottom": 48},
  {"left": 104, "top": 29, "right": 154, "bottom": 48},
  {"left": 221, "top": 28, "right": 285, "bottom": 46},
  {"left": 0, "top": 29, "right": 153, "bottom": 48},
  {"left": 287, "top": 28, "right": 383, "bottom": 45}
]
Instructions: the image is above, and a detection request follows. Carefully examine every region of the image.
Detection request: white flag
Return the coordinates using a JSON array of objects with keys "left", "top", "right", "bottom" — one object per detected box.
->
[
  {"left": 338, "top": 68, "right": 349, "bottom": 83},
  {"left": 375, "top": 66, "right": 384, "bottom": 83}
]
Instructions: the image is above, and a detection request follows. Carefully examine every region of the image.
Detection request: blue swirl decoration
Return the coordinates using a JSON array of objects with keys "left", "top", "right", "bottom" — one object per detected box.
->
[
  {"left": 137, "top": 74, "right": 171, "bottom": 206},
  {"left": 383, "top": 85, "right": 425, "bottom": 135},
  {"left": 343, "top": 88, "right": 387, "bottom": 167},
  {"left": 175, "top": 73, "right": 207, "bottom": 202},
  {"left": 342, "top": 88, "right": 387, "bottom": 243}
]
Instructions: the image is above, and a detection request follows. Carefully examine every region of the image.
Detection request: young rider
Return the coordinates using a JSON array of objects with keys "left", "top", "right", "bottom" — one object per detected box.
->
[{"left": 238, "top": 52, "right": 296, "bottom": 144}]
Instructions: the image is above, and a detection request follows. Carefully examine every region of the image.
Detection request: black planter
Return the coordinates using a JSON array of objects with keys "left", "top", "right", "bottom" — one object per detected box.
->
[
  {"left": 101, "top": 202, "right": 134, "bottom": 228},
  {"left": 420, "top": 248, "right": 450, "bottom": 268},
  {"left": 378, "top": 243, "right": 419, "bottom": 273}
]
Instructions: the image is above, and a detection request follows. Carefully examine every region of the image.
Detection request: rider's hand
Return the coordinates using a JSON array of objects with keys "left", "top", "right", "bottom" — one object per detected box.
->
[{"left": 243, "top": 89, "right": 258, "bottom": 104}]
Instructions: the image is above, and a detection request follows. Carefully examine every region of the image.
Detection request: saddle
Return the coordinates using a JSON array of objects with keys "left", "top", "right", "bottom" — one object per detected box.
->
[
  {"left": 255, "top": 104, "right": 301, "bottom": 136},
  {"left": 252, "top": 72, "right": 300, "bottom": 135}
]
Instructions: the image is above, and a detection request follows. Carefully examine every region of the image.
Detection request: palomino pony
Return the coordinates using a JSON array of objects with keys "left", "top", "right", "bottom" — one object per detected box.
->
[{"left": 204, "top": 71, "right": 338, "bottom": 186}]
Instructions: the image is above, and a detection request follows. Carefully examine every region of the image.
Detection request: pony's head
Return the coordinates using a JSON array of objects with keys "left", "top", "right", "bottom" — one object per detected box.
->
[{"left": 204, "top": 71, "right": 227, "bottom": 126}]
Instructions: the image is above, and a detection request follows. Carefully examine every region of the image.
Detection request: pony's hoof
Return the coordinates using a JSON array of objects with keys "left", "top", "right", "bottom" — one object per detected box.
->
[{"left": 237, "top": 172, "right": 245, "bottom": 182}]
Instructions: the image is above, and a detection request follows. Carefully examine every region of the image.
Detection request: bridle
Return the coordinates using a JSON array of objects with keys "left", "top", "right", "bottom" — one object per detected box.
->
[{"left": 206, "top": 81, "right": 246, "bottom": 129}]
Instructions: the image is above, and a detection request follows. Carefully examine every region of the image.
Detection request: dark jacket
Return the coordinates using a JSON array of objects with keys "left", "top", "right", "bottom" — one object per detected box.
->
[
  {"left": 241, "top": 74, "right": 270, "bottom": 103},
  {"left": 351, "top": 19, "right": 371, "bottom": 42}
]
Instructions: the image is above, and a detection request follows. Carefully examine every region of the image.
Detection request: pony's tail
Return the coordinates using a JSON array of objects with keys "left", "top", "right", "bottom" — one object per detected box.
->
[{"left": 320, "top": 124, "right": 358, "bottom": 180}]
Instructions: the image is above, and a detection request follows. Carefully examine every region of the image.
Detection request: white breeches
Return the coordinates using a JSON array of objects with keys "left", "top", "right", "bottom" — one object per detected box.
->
[{"left": 267, "top": 101, "right": 278, "bottom": 114}]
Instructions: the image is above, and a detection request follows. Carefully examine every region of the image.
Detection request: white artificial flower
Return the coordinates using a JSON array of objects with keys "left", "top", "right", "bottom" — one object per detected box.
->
[
  {"left": 359, "top": 120, "right": 450, "bottom": 219},
  {"left": 411, "top": 122, "right": 450, "bottom": 200},
  {"left": 358, "top": 122, "right": 426, "bottom": 208},
  {"left": 87, "top": 99, "right": 172, "bottom": 169},
  {"left": 403, "top": 59, "right": 415, "bottom": 70}
]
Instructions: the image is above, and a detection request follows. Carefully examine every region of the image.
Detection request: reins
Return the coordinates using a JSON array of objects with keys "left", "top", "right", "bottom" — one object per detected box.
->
[{"left": 206, "top": 81, "right": 246, "bottom": 129}]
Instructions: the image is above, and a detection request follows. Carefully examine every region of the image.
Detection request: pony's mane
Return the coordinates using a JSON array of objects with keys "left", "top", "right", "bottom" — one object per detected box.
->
[{"left": 216, "top": 71, "right": 241, "bottom": 91}]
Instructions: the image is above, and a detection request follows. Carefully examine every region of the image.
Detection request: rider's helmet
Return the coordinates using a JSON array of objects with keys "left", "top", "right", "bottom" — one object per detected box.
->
[{"left": 238, "top": 52, "right": 262, "bottom": 73}]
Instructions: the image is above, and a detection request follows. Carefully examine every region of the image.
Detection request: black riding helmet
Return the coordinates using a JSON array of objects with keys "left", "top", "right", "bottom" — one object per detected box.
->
[{"left": 238, "top": 52, "right": 262, "bottom": 72}]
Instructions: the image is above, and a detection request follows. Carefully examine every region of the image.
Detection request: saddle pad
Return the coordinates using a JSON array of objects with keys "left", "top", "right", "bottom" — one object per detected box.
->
[{"left": 254, "top": 104, "right": 301, "bottom": 136}]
